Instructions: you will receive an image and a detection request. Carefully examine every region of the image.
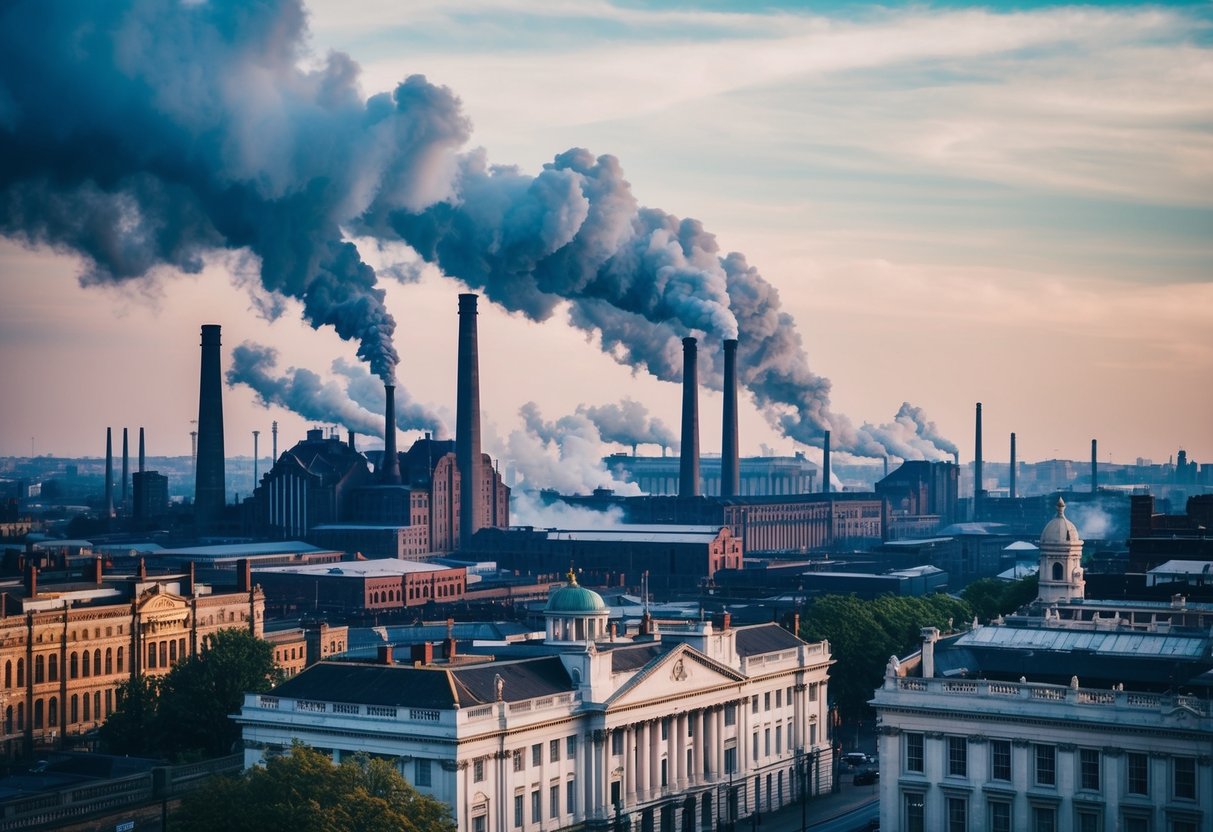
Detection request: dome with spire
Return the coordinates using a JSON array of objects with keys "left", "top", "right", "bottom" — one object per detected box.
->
[
  {"left": 1039, "top": 497, "right": 1082, "bottom": 547},
  {"left": 546, "top": 570, "right": 607, "bottom": 614}
]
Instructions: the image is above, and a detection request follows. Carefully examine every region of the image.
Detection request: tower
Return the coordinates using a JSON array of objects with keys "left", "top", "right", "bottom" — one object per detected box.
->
[
  {"left": 194, "top": 324, "right": 226, "bottom": 533},
  {"left": 1037, "top": 497, "right": 1085, "bottom": 604},
  {"left": 679, "top": 337, "right": 700, "bottom": 497},
  {"left": 720, "top": 338, "right": 740, "bottom": 498},
  {"left": 456, "top": 293, "right": 483, "bottom": 546}
]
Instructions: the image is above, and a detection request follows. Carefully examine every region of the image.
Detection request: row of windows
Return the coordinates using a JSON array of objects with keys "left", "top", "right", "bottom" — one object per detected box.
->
[
  {"left": 905, "top": 734, "right": 1198, "bottom": 801},
  {"left": 511, "top": 780, "right": 577, "bottom": 828},
  {"left": 504, "top": 736, "right": 579, "bottom": 775},
  {"left": 4, "top": 648, "right": 130, "bottom": 687},
  {"left": 903, "top": 792, "right": 1199, "bottom": 832},
  {"left": 1, "top": 689, "right": 113, "bottom": 734}
]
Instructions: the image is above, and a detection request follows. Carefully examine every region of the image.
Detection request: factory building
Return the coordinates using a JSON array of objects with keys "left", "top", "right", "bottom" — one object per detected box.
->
[
  {"left": 873, "top": 499, "right": 1213, "bottom": 832},
  {"left": 252, "top": 559, "right": 469, "bottom": 616},
  {"left": 238, "top": 576, "right": 834, "bottom": 832},
  {"left": 0, "top": 558, "right": 264, "bottom": 758},
  {"left": 605, "top": 453, "right": 819, "bottom": 498},
  {"left": 875, "top": 460, "right": 959, "bottom": 539}
]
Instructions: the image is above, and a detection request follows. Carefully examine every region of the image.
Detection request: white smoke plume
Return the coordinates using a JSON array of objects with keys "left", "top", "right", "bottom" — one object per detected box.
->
[
  {"left": 507, "top": 403, "right": 642, "bottom": 496},
  {"left": 510, "top": 491, "right": 625, "bottom": 530},
  {"left": 578, "top": 399, "right": 678, "bottom": 454}
]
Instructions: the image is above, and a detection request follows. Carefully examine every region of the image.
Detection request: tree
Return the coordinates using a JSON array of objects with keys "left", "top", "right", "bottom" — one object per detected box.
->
[
  {"left": 800, "top": 592, "right": 973, "bottom": 720},
  {"left": 962, "top": 575, "right": 1038, "bottom": 622},
  {"left": 100, "top": 627, "right": 282, "bottom": 760},
  {"left": 173, "top": 744, "right": 457, "bottom": 832}
]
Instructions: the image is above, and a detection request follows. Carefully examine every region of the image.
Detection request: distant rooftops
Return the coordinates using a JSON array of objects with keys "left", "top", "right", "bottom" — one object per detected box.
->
[{"left": 254, "top": 559, "right": 454, "bottom": 578}]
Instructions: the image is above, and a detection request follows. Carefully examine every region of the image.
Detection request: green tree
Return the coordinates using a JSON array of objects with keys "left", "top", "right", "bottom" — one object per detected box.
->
[
  {"left": 173, "top": 744, "right": 457, "bottom": 832},
  {"left": 962, "top": 575, "right": 1038, "bottom": 621},
  {"left": 100, "top": 628, "right": 282, "bottom": 760}
]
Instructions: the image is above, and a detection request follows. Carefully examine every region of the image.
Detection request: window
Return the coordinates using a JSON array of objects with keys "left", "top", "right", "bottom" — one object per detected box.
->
[
  {"left": 765, "top": 728, "right": 771, "bottom": 756},
  {"left": 775, "top": 689, "right": 782, "bottom": 708},
  {"left": 1079, "top": 748, "right": 1100, "bottom": 791},
  {"left": 991, "top": 740, "right": 1011, "bottom": 781},
  {"left": 414, "top": 759, "right": 431, "bottom": 788},
  {"left": 1077, "top": 810, "right": 1100, "bottom": 832},
  {"left": 1032, "top": 806, "right": 1056, "bottom": 832},
  {"left": 661, "top": 757, "right": 668, "bottom": 786},
  {"left": 775, "top": 725, "right": 782, "bottom": 755},
  {"left": 724, "top": 747, "right": 737, "bottom": 775},
  {"left": 905, "top": 733, "right": 924, "bottom": 773},
  {"left": 1035, "top": 745, "right": 1056, "bottom": 786},
  {"left": 724, "top": 704, "right": 736, "bottom": 726},
  {"left": 752, "top": 732, "right": 759, "bottom": 760},
  {"left": 947, "top": 797, "right": 967, "bottom": 832},
  {"left": 473, "top": 816, "right": 487, "bottom": 832},
  {"left": 1127, "top": 752, "right": 1149, "bottom": 795},
  {"left": 948, "top": 736, "right": 967, "bottom": 777},
  {"left": 48, "top": 655, "right": 57, "bottom": 682},
  {"left": 751, "top": 697, "right": 758, "bottom": 714},
  {"left": 612, "top": 731, "right": 623, "bottom": 755},
  {"left": 512, "top": 749, "right": 523, "bottom": 772},
  {"left": 531, "top": 790, "right": 540, "bottom": 823},
  {"left": 514, "top": 795, "right": 523, "bottom": 828},
  {"left": 532, "top": 743, "right": 542, "bottom": 767},
  {"left": 990, "top": 801, "right": 1011, "bottom": 832},
  {"left": 550, "top": 739, "right": 560, "bottom": 763},
  {"left": 764, "top": 692, "right": 771, "bottom": 711},
  {"left": 809, "top": 682, "right": 819, "bottom": 702},
  {"left": 1173, "top": 756, "right": 1196, "bottom": 800},
  {"left": 1121, "top": 816, "right": 1149, "bottom": 832},
  {"left": 566, "top": 735, "right": 577, "bottom": 758},
  {"left": 473, "top": 759, "right": 484, "bottom": 783},
  {"left": 905, "top": 793, "right": 925, "bottom": 832},
  {"left": 566, "top": 779, "right": 576, "bottom": 816},
  {"left": 550, "top": 785, "right": 559, "bottom": 819}
]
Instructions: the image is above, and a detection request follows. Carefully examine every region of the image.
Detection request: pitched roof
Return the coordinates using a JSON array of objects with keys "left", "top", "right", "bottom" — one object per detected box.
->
[
  {"left": 608, "top": 643, "right": 669, "bottom": 673},
  {"left": 735, "top": 623, "right": 804, "bottom": 658}
]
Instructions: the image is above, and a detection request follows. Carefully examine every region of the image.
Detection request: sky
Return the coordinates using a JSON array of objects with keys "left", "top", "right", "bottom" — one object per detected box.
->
[{"left": 0, "top": 0, "right": 1210, "bottom": 477}]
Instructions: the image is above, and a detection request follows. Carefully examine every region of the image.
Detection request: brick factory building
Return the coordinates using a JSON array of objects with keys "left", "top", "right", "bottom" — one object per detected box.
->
[{"left": 253, "top": 559, "right": 468, "bottom": 617}]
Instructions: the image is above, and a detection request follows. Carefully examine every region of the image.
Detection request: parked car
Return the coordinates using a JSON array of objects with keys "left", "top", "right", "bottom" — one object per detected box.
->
[
  {"left": 842, "top": 752, "right": 870, "bottom": 767},
  {"left": 853, "top": 769, "right": 880, "bottom": 786}
]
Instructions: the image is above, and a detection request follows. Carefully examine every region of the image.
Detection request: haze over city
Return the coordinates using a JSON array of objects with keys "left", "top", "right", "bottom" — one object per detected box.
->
[{"left": 2, "top": 0, "right": 1210, "bottom": 467}]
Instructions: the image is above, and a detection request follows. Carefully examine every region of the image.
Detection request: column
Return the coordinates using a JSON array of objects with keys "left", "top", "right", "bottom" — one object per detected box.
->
[
  {"left": 598, "top": 729, "right": 611, "bottom": 821},
  {"left": 675, "top": 713, "right": 687, "bottom": 789},
  {"left": 636, "top": 721, "right": 648, "bottom": 803},
  {"left": 713, "top": 707, "right": 724, "bottom": 780},
  {"left": 650, "top": 719, "right": 661, "bottom": 794},
  {"left": 625, "top": 725, "right": 637, "bottom": 805},
  {"left": 703, "top": 708, "right": 714, "bottom": 781},
  {"left": 583, "top": 732, "right": 595, "bottom": 823},
  {"left": 691, "top": 709, "right": 703, "bottom": 783}
]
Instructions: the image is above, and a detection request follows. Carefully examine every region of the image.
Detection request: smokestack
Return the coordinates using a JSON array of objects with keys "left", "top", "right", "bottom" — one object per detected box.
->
[
  {"left": 121, "top": 427, "right": 129, "bottom": 513},
  {"left": 93, "top": 556, "right": 103, "bottom": 585},
  {"left": 195, "top": 324, "right": 226, "bottom": 534},
  {"left": 380, "top": 386, "right": 402, "bottom": 483},
  {"left": 271, "top": 420, "right": 278, "bottom": 461},
  {"left": 883, "top": 455, "right": 889, "bottom": 478},
  {"left": 252, "top": 430, "right": 260, "bottom": 490},
  {"left": 679, "top": 337, "right": 700, "bottom": 497},
  {"left": 974, "top": 402, "right": 983, "bottom": 513},
  {"left": 138, "top": 427, "right": 145, "bottom": 473},
  {"left": 456, "top": 293, "right": 483, "bottom": 546},
  {"left": 720, "top": 338, "right": 740, "bottom": 498},
  {"left": 104, "top": 427, "right": 115, "bottom": 518},
  {"left": 821, "top": 430, "right": 831, "bottom": 494},
  {"left": 348, "top": 429, "right": 356, "bottom": 451},
  {"left": 25, "top": 565, "right": 36, "bottom": 598},
  {"left": 1091, "top": 438, "right": 1098, "bottom": 493},
  {"left": 1009, "top": 432, "right": 1017, "bottom": 499}
]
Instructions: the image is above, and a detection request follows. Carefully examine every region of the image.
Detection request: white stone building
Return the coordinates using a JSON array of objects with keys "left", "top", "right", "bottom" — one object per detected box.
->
[
  {"left": 872, "top": 499, "right": 1213, "bottom": 832},
  {"left": 237, "top": 575, "right": 834, "bottom": 831}
]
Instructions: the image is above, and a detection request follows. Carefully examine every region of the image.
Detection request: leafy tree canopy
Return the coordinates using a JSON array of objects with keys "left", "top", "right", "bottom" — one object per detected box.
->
[
  {"left": 100, "top": 627, "right": 282, "bottom": 760},
  {"left": 173, "top": 744, "right": 457, "bottom": 832},
  {"left": 961, "top": 575, "right": 1038, "bottom": 622}
]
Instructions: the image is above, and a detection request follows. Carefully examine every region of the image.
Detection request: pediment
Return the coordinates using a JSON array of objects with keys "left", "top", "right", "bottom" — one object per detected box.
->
[
  {"left": 605, "top": 644, "right": 744, "bottom": 710},
  {"left": 138, "top": 590, "right": 186, "bottom": 615}
]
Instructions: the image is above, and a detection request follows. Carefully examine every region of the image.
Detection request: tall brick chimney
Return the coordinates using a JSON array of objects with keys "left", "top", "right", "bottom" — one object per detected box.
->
[
  {"left": 380, "top": 386, "right": 401, "bottom": 484},
  {"left": 821, "top": 430, "right": 831, "bottom": 494},
  {"left": 104, "top": 427, "right": 115, "bottom": 519},
  {"left": 720, "top": 338, "right": 739, "bottom": 498},
  {"left": 194, "top": 325, "right": 226, "bottom": 533},
  {"left": 974, "top": 402, "right": 984, "bottom": 516},
  {"left": 1009, "top": 432, "right": 1017, "bottom": 499},
  {"left": 456, "top": 293, "right": 483, "bottom": 546},
  {"left": 679, "top": 337, "right": 700, "bottom": 497}
]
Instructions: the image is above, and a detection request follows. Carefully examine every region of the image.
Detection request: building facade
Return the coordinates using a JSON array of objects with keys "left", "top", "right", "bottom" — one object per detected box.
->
[{"left": 239, "top": 577, "right": 833, "bottom": 831}]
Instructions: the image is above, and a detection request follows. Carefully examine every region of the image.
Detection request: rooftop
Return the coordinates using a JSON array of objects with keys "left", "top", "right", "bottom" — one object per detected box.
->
[{"left": 255, "top": 559, "right": 453, "bottom": 578}]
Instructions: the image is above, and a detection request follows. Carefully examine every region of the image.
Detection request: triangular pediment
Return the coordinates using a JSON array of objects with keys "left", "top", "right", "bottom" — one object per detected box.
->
[
  {"left": 605, "top": 644, "right": 744, "bottom": 710},
  {"left": 137, "top": 590, "right": 186, "bottom": 614}
]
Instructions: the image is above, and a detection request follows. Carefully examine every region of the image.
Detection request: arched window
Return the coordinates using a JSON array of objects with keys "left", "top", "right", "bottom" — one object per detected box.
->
[
  {"left": 16, "top": 702, "right": 24, "bottom": 731},
  {"left": 147, "top": 643, "right": 157, "bottom": 669},
  {"left": 33, "top": 699, "right": 43, "bottom": 730},
  {"left": 3, "top": 660, "right": 9, "bottom": 688},
  {"left": 70, "top": 695, "right": 78, "bottom": 724},
  {"left": 94, "top": 691, "right": 101, "bottom": 719},
  {"left": 93, "top": 649, "right": 101, "bottom": 676},
  {"left": 48, "top": 697, "right": 58, "bottom": 728},
  {"left": 48, "top": 655, "right": 58, "bottom": 682},
  {"left": 70, "top": 652, "right": 78, "bottom": 679},
  {"left": 82, "top": 694, "right": 90, "bottom": 722},
  {"left": 3, "top": 706, "right": 11, "bottom": 733},
  {"left": 1052, "top": 562, "right": 1064, "bottom": 581},
  {"left": 179, "top": 638, "right": 186, "bottom": 659},
  {"left": 159, "top": 642, "right": 167, "bottom": 667},
  {"left": 81, "top": 652, "right": 90, "bottom": 678},
  {"left": 117, "top": 646, "right": 124, "bottom": 674},
  {"left": 16, "top": 659, "right": 24, "bottom": 687},
  {"left": 169, "top": 641, "right": 177, "bottom": 663},
  {"left": 105, "top": 648, "right": 112, "bottom": 675},
  {"left": 34, "top": 655, "right": 44, "bottom": 684}
]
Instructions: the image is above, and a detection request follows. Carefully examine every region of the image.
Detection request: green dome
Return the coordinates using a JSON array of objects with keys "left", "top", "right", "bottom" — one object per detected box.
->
[{"left": 546, "top": 573, "right": 607, "bottom": 614}]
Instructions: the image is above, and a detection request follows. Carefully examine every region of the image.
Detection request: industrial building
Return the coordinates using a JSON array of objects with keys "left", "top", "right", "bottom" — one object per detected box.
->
[
  {"left": 604, "top": 453, "right": 818, "bottom": 498},
  {"left": 238, "top": 575, "right": 834, "bottom": 832},
  {"left": 253, "top": 559, "right": 469, "bottom": 616},
  {"left": 873, "top": 500, "right": 1213, "bottom": 832},
  {"left": 875, "top": 460, "right": 959, "bottom": 538}
]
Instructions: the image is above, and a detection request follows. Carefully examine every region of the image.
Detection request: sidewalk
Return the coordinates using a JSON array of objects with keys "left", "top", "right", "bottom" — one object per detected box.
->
[{"left": 747, "top": 776, "right": 879, "bottom": 832}]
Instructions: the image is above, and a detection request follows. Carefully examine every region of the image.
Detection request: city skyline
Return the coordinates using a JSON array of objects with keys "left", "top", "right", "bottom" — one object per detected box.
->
[{"left": 1, "top": 0, "right": 1210, "bottom": 467}]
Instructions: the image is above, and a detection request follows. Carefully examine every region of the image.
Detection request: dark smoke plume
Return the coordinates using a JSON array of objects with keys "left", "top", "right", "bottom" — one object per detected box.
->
[
  {"left": 228, "top": 342, "right": 442, "bottom": 437},
  {"left": 0, "top": 0, "right": 955, "bottom": 459},
  {"left": 331, "top": 358, "right": 447, "bottom": 437},
  {"left": 0, "top": 0, "right": 469, "bottom": 382},
  {"left": 578, "top": 399, "right": 677, "bottom": 453}
]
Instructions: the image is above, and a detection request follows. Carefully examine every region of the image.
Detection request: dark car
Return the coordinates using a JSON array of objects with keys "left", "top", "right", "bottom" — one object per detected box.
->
[{"left": 853, "top": 769, "right": 880, "bottom": 786}]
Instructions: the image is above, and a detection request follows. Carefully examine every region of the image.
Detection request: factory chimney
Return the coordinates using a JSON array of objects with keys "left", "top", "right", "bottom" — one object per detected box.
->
[
  {"left": 121, "top": 427, "right": 129, "bottom": 513},
  {"left": 271, "top": 420, "right": 278, "bottom": 462},
  {"left": 348, "top": 429, "right": 356, "bottom": 451},
  {"left": 1009, "top": 432, "right": 1017, "bottom": 499},
  {"left": 1091, "top": 439, "right": 1098, "bottom": 493},
  {"left": 252, "top": 430, "right": 261, "bottom": 490},
  {"left": 104, "top": 428, "right": 114, "bottom": 519},
  {"left": 456, "top": 293, "right": 483, "bottom": 546},
  {"left": 138, "top": 427, "right": 145, "bottom": 473},
  {"left": 821, "top": 430, "right": 831, "bottom": 494},
  {"left": 380, "top": 387, "right": 402, "bottom": 483},
  {"left": 720, "top": 338, "right": 740, "bottom": 498},
  {"left": 194, "top": 324, "right": 226, "bottom": 534},
  {"left": 679, "top": 337, "right": 700, "bottom": 497},
  {"left": 974, "top": 402, "right": 983, "bottom": 516}
]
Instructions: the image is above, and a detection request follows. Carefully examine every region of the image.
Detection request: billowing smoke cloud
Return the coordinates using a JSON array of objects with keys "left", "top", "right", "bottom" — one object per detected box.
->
[
  {"left": 0, "top": 0, "right": 954, "bottom": 459},
  {"left": 863, "top": 402, "right": 960, "bottom": 461},
  {"left": 578, "top": 399, "right": 677, "bottom": 454},
  {"left": 510, "top": 491, "right": 625, "bottom": 531},
  {"left": 508, "top": 403, "right": 642, "bottom": 496},
  {"left": 331, "top": 359, "right": 447, "bottom": 437},
  {"left": 228, "top": 342, "right": 442, "bottom": 437},
  {"left": 0, "top": 0, "right": 469, "bottom": 382}
]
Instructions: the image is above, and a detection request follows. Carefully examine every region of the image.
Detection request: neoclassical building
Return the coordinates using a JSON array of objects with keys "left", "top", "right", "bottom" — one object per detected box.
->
[
  {"left": 872, "top": 499, "right": 1213, "bottom": 832},
  {"left": 238, "top": 575, "right": 834, "bottom": 830},
  {"left": 0, "top": 559, "right": 265, "bottom": 757}
]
